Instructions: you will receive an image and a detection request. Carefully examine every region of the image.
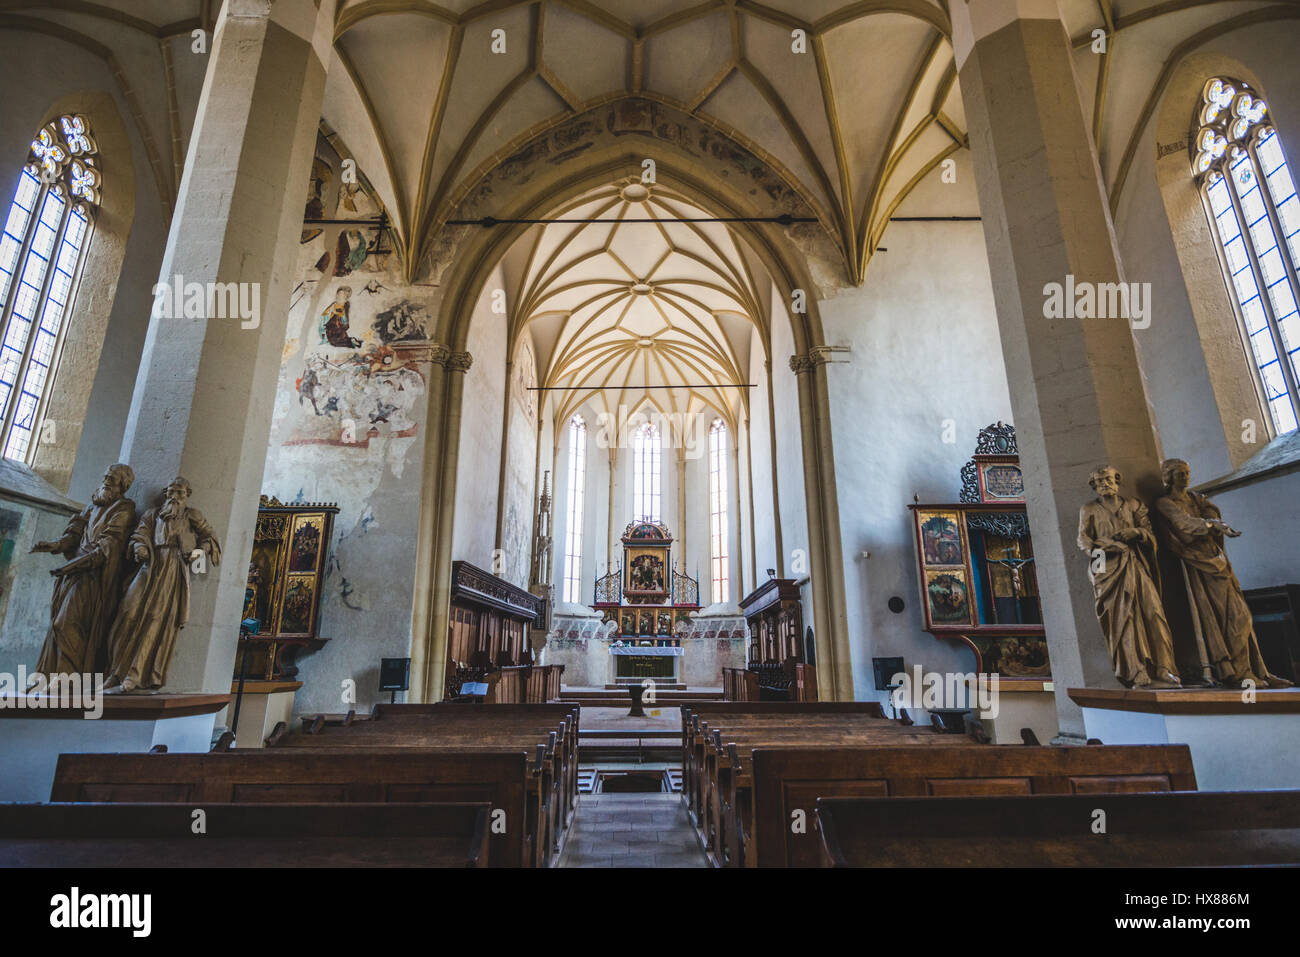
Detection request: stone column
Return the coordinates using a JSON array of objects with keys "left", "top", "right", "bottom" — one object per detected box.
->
[
  {"left": 744, "top": 415, "right": 758, "bottom": 594},
  {"left": 424, "top": 350, "right": 473, "bottom": 701},
  {"left": 606, "top": 446, "right": 618, "bottom": 572},
  {"left": 118, "top": 0, "right": 337, "bottom": 693},
  {"left": 676, "top": 446, "right": 687, "bottom": 574},
  {"left": 953, "top": 0, "right": 1164, "bottom": 737},
  {"left": 731, "top": 440, "right": 744, "bottom": 602},
  {"left": 790, "top": 353, "right": 852, "bottom": 700},
  {"left": 409, "top": 347, "right": 449, "bottom": 701}
]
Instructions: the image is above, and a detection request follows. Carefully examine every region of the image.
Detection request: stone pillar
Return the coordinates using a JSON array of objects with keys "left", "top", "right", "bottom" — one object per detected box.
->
[
  {"left": 731, "top": 440, "right": 744, "bottom": 602},
  {"left": 953, "top": 0, "right": 1164, "bottom": 737},
  {"left": 409, "top": 348, "right": 448, "bottom": 701},
  {"left": 675, "top": 446, "right": 687, "bottom": 573},
  {"left": 606, "top": 446, "right": 618, "bottom": 572},
  {"left": 423, "top": 350, "right": 473, "bottom": 701},
  {"left": 118, "top": 0, "right": 337, "bottom": 693},
  {"left": 790, "top": 353, "right": 852, "bottom": 700}
]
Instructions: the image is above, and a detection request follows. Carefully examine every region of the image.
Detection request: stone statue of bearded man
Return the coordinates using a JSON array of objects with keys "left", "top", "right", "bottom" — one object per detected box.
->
[
  {"left": 1154, "top": 458, "right": 1292, "bottom": 689},
  {"left": 1077, "top": 465, "right": 1181, "bottom": 688},
  {"left": 105, "top": 476, "right": 221, "bottom": 693}
]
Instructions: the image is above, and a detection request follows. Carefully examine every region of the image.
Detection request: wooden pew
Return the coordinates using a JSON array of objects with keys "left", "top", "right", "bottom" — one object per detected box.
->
[
  {"left": 815, "top": 789, "right": 1300, "bottom": 867},
  {"left": 51, "top": 750, "right": 537, "bottom": 867},
  {"left": 680, "top": 702, "right": 887, "bottom": 817},
  {"left": 0, "top": 802, "right": 491, "bottom": 867},
  {"left": 691, "top": 714, "right": 962, "bottom": 865},
  {"left": 750, "top": 744, "right": 1198, "bottom": 867},
  {"left": 268, "top": 710, "right": 574, "bottom": 865},
  {"left": 364, "top": 703, "right": 580, "bottom": 810},
  {"left": 368, "top": 703, "right": 580, "bottom": 799}
]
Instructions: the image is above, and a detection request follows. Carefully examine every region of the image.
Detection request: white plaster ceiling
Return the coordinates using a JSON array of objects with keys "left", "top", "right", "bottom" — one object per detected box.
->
[
  {"left": 506, "top": 179, "right": 766, "bottom": 433},
  {"left": 323, "top": 0, "right": 1293, "bottom": 285},
  {"left": 7, "top": 1, "right": 1295, "bottom": 273}
]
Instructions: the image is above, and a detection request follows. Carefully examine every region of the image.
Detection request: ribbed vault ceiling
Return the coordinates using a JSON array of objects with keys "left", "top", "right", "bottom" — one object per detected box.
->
[
  {"left": 505, "top": 179, "right": 767, "bottom": 432},
  {"left": 8, "top": 1, "right": 1297, "bottom": 285}
]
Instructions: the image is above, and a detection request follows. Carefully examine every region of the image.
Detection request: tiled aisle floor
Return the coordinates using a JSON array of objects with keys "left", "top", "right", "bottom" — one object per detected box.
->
[{"left": 558, "top": 793, "right": 709, "bottom": 868}]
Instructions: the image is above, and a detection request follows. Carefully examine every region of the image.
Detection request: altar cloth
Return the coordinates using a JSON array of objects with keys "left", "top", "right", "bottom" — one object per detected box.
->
[{"left": 609, "top": 646, "right": 684, "bottom": 657}]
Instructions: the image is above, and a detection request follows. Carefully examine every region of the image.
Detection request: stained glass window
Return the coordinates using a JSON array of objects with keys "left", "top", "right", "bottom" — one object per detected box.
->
[
  {"left": 632, "top": 421, "right": 661, "bottom": 522},
  {"left": 708, "top": 419, "right": 729, "bottom": 605},
  {"left": 0, "top": 115, "right": 99, "bottom": 461},
  {"left": 1194, "top": 78, "right": 1299, "bottom": 435},
  {"left": 563, "top": 415, "right": 586, "bottom": 604}
]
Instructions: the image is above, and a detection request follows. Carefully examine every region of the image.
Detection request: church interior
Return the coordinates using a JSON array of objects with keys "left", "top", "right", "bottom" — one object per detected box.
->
[{"left": 2, "top": 0, "right": 1300, "bottom": 890}]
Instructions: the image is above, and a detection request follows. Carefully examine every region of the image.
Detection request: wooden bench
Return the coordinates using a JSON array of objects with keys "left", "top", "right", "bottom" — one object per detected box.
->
[
  {"left": 51, "top": 750, "right": 538, "bottom": 867},
  {"left": 680, "top": 702, "right": 888, "bottom": 818},
  {"left": 0, "top": 802, "right": 491, "bottom": 867},
  {"left": 688, "top": 713, "right": 965, "bottom": 865},
  {"left": 270, "top": 710, "right": 578, "bottom": 862},
  {"left": 750, "top": 744, "right": 1197, "bottom": 867},
  {"left": 815, "top": 789, "right": 1300, "bottom": 867}
]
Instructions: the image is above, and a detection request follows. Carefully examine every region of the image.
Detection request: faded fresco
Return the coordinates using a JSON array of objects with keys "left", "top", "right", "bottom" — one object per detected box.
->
[{"left": 261, "top": 130, "right": 437, "bottom": 714}]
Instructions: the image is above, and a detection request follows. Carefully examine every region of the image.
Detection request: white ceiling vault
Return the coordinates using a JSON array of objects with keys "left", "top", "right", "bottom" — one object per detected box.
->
[
  {"left": 322, "top": 0, "right": 1299, "bottom": 287},
  {"left": 8, "top": 1, "right": 1296, "bottom": 283},
  {"left": 502, "top": 178, "right": 767, "bottom": 434}
]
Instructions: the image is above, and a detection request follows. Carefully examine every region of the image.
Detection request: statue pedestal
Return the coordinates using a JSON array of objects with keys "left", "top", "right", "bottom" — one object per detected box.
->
[
  {"left": 979, "top": 679, "right": 1060, "bottom": 744},
  {"left": 1068, "top": 687, "right": 1300, "bottom": 790},
  {"left": 0, "top": 693, "right": 230, "bottom": 802},
  {"left": 220, "top": 680, "right": 301, "bottom": 749}
]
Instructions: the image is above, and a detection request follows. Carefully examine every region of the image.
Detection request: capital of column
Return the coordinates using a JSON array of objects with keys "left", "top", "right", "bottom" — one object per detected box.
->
[
  {"left": 789, "top": 352, "right": 827, "bottom": 376},
  {"left": 442, "top": 350, "right": 473, "bottom": 373}
]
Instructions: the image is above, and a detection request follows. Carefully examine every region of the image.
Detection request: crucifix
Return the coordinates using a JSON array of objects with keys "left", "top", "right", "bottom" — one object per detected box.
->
[{"left": 992, "top": 540, "right": 1035, "bottom": 624}]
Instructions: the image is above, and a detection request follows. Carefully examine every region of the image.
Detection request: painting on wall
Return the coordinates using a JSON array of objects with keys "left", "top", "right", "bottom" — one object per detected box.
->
[
  {"left": 372, "top": 299, "right": 430, "bottom": 343},
  {"left": 288, "top": 344, "right": 428, "bottom": 448},
  {"left": 973, "top": 635, "right": 1052, "bottom": 677},
  {"left": 924, "top": 569, "right": 971, "bottom": 626},
  {"left": 978, "top": 456, "right": 1025, "bottom": 502},
  {"left": 278, "top": 575, "right": 318, "bottom": 636},
  {"left": 288, "top": 515, "right": 324, "bottom": 573},
  {"left": 319, "top": 286, "right": 362, "bottom": 348},
  {"left": 0, "top": 507, "right": 23, "bottom": 627},
  {"left": 619, "top": 609, "right": 636, "bottom": 636},
  {"left": 657, "top": 610, "right": 673, "bottom": 636},
  {"left": 301, "top": 156, "right": 332, "bottom": 244},
  {"left": 511, "top": 336, "right": 537, "bottom": 424},
  {"left": 919, "top": 511, "right": 964, "bottom": 566},
  {"left": 625, "top": 549, "right": 666, "bottom": 595}
]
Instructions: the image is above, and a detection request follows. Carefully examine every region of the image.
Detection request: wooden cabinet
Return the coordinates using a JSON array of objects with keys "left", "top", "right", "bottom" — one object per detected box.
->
[
  {"left": 235, "top": 496, "right": 338, "bottom": 681},
  {"left": 736, "top": 578, "right": 814, "bottom": 701},
  {"left": 908, "top": 423, "right": 1052, "bottom": 680}
]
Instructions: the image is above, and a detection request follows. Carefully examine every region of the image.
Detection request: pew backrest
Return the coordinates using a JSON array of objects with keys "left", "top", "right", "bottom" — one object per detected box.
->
[
  {"left": 750, "top": 744, "right": 1197, "bottom": 867},
  {"left": 815, "top": 790, "right": 1300, "bottom": 867},
  {"left": 0, "top": 802, "right": 491, "bottom": 867},
  {"left": 50, "top": 749, "right": 533, "bottom": 866}
]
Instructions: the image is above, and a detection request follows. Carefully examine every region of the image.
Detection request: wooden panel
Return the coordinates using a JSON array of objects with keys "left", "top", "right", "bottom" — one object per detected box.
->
[
  {"left": 1068, "top": 775, "right": 1173, "bottom": 794},
  {"left": 77, "top": 783, "right": 196, "bottom": 803},
  {"left": 0, "top": 802, "right": 490, "bottom": 868},
  {"left": 816, "top": 791, "right": 1300, "bottom": 867},
  {"left": 747, "top": 744, "right": 1197, "bottom": 868},
  {"left": 925, "top": 777, "right": 1033, "bottom": 796},
  {"left": 229, "top": 783, "right": 351, "bottom": 802}
]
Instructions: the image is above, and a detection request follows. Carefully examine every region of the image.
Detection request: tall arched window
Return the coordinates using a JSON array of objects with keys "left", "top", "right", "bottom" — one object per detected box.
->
[
  {"left": 562, "top": 414, "right": 586, "bottom": 603},
  {"left": 708, "top": 418, "right": 729, "bottom": 604},
  {"left": 1194, "top": 78, "right": 1300, "bottom": 435},
  {"left": 632, "top": 420, "right": 661, "bottom": 521},
  {"left": 0, "top": 115, "right": 100, "bottom": 463}
]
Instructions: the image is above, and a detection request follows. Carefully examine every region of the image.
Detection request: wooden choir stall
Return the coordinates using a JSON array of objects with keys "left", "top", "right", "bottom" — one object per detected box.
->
[
  {"left": 445, "top": 561, "right": 562, "bottom": 703},
  {"left": 725, "top": 577, "right": 816, "bottom": 701}
]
